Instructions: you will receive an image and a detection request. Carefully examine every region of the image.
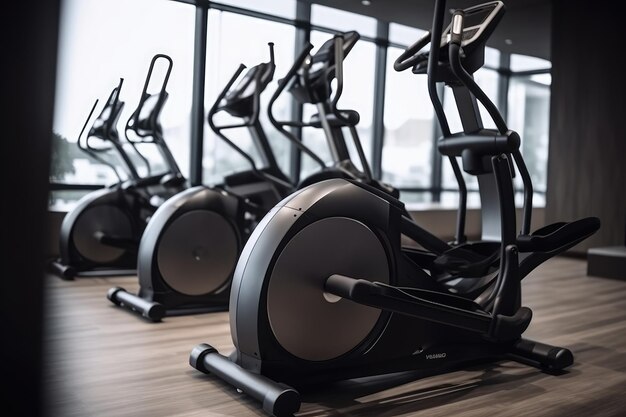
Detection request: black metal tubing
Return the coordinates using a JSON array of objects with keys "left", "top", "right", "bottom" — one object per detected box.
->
[
  {"left": 401, "top": 216, "right": 452, "bottom": 253},
  {"left": 329, "top": 36, "right": 350, "bottom": 125},
  {"left": 498, "top": 52, "right": 511, "bottom": 121},
  {"left": 49, "top": 183, "right": 103, "bottom": 191},
  {"left": 449, "top": 44, "right": 508, "bottom": 135},
  {"left": 189, "top": 4, "right": 208, "bottom": 186},
  {"left": 371, "top": 21, "right": 388, "bottom": 179},
  {"left": 348, "top": 125, "right": 373, "bottom": 182},
  {"left": 398, "top": 187, "right": 543, "bottom": 195},
  {"left": 75, "top": 98, "right": 122, "bottom": 182},
  {"left": 425, "top": 0, "right": 468, "bottom": 243},
  {"left": 107, "top": 287, "right": 165, "bottom": 322},
  {"left": 207, "top": 64, "right": 261, "bottom": 173},
  {"left": 289, "top": 1, "right": 311, "bottom": 183},
  {"left": 125, "top": 54, "right": 184, "bottom": 178},
  {"left": 81, "top": 82, "right": 138, "bottom": 182},
  {"left": 481, "top": 155, "right": 520, "bottom": 308},
  {"left": 325, "top": 274, "right": 492, "bottom": 334},
  {"left": 426, "top": 0, "right": 450, "bottom": 137},
  {"left": 249, "top": 118, "right": 282, "bottom": 173},
  {"left": 169, "top": 0, "right": 199, "bottom": 6},
  {"left": 267, "top": 44, "right": 327, "bottom": 169},
  {"left": 504, "top": 67, "right": 551, "bottom": 77},
  {"left": 310, "top": 24, "right": 379, "bottom": 44},
  {"left": 512, "top": 150, "right": 533, "bottom": 235},
  {"left": 208, "top": 64, "right": 293, "bottom": 190},
  {"left": 430, "top": 84, "right": 445, "bottom": 203},
  {"left": 189, "top": 344, "right": 301, "bottom": 416}
]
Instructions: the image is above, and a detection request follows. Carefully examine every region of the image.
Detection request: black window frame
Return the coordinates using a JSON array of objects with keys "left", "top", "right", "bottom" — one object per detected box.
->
[{"left": 50, "top": 0, "right": 550, "bottom": 206}]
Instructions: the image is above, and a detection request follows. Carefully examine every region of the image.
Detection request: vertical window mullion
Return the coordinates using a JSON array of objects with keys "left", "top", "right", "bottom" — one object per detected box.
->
[
  {"left": 289, "top": 0, "right": 311, "bottom": 183},
  {"left": 498, "top": 52, "right": 511, "bottom": 122},
  {"left": 371, "top": 21, "right": 388, "bottom": 180},
  {"left": 189, "top": 3, "right": 209, "bottom": 186}
]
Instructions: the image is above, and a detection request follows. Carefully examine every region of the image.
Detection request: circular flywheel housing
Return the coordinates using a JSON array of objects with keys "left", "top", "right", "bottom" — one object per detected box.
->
[
  {"left": 267, "top": 216, "right": 389, "bottom": 362},
  {"left": 73, "top": 204, "right": 134, "bottom": 264},
  {"left": 157, "top": 210, "right": 239, "bottom": 296}
]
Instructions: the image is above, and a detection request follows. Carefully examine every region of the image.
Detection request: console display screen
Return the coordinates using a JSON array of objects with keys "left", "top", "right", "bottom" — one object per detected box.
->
[{"left": 463, "top": 8, "right": 492, "bottom": 28}]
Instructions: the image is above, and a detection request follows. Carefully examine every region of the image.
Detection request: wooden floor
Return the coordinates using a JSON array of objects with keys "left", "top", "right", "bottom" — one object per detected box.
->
[{"left": 45, "top": 257, "right": 626, "bottom": 417}]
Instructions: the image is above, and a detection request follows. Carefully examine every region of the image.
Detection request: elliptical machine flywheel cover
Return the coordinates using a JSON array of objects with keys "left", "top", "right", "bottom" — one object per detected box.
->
[
  {"left": 72, "top": 204, "right": 134, "bottom": 264},
  {"left": 266, "top": 216, "right": 389, "bottom": 362},
  {"left": 156, "top": 210, "right": 239, "bottom": 296}
]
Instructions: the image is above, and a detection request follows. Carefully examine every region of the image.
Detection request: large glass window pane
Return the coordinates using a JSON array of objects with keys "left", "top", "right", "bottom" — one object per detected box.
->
[
  {"left": 48, "top": 189, "right": 99, "bottom": 211},
  {"left": 510, "top": 54, "right": 551, "bottom": 72},
  {"left": 300, "top": 30, "right": 376, "bottom": 178},
  {"left": 52, "top": 0, "right": 194, "bottom": 184},
  {"left": 311, "top": 4, "right": 377, "bottom": 38},
  {"left": 389, "top": 23, "right": 426, "bottom": 46},
  {"left": 484, "top": 46, "right": 501, "bottom": 68},
  {"left": 440, "top": 191, "right": 482, "bottom": 208},
  {"left": 216, "top": 0, "right": 296, "bottom": 19},
  {"left": 508, "top": 74, "right": 551, "bottom": 194},
  {"left": 400, "top": 191, "right": 433, "bottom": 205},
  {"left": 203, "top": 10, "right": 295, "bottom": 184},
  {"left": 381, "top": 46, "right": 434, "bottom": 189}
]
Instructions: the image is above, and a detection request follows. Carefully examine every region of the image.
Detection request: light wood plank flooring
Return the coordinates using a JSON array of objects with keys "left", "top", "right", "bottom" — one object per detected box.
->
[{"left": 44, "top": 257, "right": 626, "bottom": 416}]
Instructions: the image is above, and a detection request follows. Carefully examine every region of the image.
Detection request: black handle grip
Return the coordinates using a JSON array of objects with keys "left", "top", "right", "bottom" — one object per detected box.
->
[
  {"left": 208, "top": 63, "right": 247, "bottom": 123},
  {"left": 393, "top": 31, "right": 431, "bottom": 72},
  {"left": 450, "top": 10, "right": 465, "bottom": 45},
  {"left": 143, "top": 54, "right": 173, "bottom": 97},
  {"left": 268, "top": 42, "right": 275, "bottom": 65},
  {"left": 76, "top": 99, "right": 99, "bottom": 150}
]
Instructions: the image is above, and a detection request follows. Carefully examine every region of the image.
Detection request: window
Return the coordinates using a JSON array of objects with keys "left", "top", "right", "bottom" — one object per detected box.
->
[
  {"left": 50, "top": 1, "right": 553, "bottom": 212},
  {"left": 510, "top": 54, "right": 551, "bottom": 72},
  {"left": 217, "top": 0, "right": 296, "bottom": 19},
  {"left": 508, "top": 73, "right": 551, "bottom": 196},
  {"left": 311, "top": 5, "right": 377, "bottom": 37},
  {"left": 52, "top": 0, "right": 194, "bottom": 187},
  {"left": 381, "top": 46, "right": 434, "bottom": 192},
  {"left": 203, "top": 10, "right": 295, "bottom": 184},
  {"left": 389, "top": 23, "right": 426, "bottom": 46},
  {"left": 300, "top": 30, "right": 377, "bottom": 179},
  {"left": 484, "top": 46, "right": 501, "bottom": 68}
]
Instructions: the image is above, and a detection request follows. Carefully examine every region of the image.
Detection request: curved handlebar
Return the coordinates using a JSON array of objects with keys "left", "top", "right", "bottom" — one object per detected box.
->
[
  {"left": 207, "top": 64, "right": 259, "bottom": 171},
  {"left": 78, "top": 98, "right": 125, "bottom": 182},
  {"left": 330, "top": 35, "right": 353, "bottom": 126},
  {"left": 125, "top": 54, "right": 173, "bottom": 139},
  {"left": 394, "top": 31, "right": 431, "bottom": 72},
  {"left": 207, "top": 53, "right": 292, "bottom": 191},
  {"left": 77, "top": 99, "right": 100, "bottom": 152},
  {"left": 448, "top": 40, "right": 508, "bottom": 134},
  {"left": 267, "top": 43, "right": 327, "bottom": 170},
  {"left": 85, "top": 77, "right": 124, "bottom": 152},
  {"left": 268, "top": 42, "right": 275, "bottom": 66},
  {"left": 450, "top": 10, "right": 465, "bottom": 46},
  {"left": 143, "top": 54, "right": 173, "bottom": 97},
  {"left": 208, "top": 63, "right": 247, "bottom": 125},
  {"left": 262, "top": 42, "right": 276, "bottom": 93}
]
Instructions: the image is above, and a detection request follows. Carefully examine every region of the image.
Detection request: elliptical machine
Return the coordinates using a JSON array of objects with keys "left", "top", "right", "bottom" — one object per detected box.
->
[
  {"left": 107, "top": 44, "right": 294, "bottom": 320},
  {"left": 189, "top": 2, "right": 600, "bottom": 416},
  {"left": 107, "top": 38, "right": 393, "bottom": 321},
  {"left": 50, "top": 54, "right": 186, "bottom": 279},
  {"left": 268, "top": 30, "right": 397, "bottom": 196}
]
